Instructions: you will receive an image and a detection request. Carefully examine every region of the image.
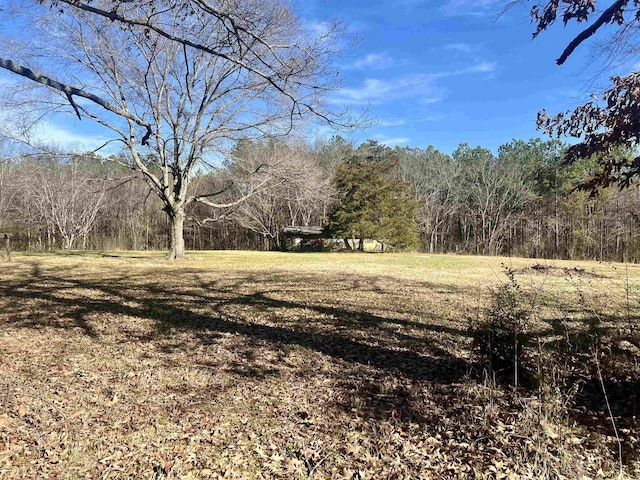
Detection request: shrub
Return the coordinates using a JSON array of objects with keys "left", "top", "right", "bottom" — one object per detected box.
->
[{"left": 471, "top": 267, "right": 532, "bottom": 386}]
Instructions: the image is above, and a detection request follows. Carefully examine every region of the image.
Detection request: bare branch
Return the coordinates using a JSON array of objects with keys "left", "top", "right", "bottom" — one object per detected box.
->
[
  {"left": 191, "top": 176, "right": 270, "bottom": 209},
  {"left": 45, "top": 0, "right": 354, "bottom": 128},
  {"left": 0, "top": 57, "right": 152, "bottom": 145}
]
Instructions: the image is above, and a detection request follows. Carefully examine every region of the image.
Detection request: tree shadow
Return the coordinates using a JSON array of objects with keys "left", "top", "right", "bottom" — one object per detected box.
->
[
  {"left": 18, "top": 250, "right": 158, "bottom": 259},
  {"left": 0, "top": 269, "right": 470, "bottom": 384},
  {"left": 2, "top": 261, "right": 639, "bottom": 469}
]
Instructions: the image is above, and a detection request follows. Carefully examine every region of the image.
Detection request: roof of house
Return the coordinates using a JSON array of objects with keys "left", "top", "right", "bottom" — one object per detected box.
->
[{"left": 282, "top": 226, "right": 324, "bottom": 237}]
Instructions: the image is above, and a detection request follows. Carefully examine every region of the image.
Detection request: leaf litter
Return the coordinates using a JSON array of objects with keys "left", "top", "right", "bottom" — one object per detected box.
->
[{"left": 0, "top": 252, "right": 637, "bottom": 478}]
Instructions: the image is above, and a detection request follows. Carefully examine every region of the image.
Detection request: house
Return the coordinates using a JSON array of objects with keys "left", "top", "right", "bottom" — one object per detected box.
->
[
  {"left": 282, "top": 226, "right": 384, "bottom": 252},
  {"left": 282, "top": 226, "right": 325, "bottom": 251}
]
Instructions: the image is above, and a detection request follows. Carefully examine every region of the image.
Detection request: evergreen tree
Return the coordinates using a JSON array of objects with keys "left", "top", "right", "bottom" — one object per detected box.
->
[{"left": 325, "top": 141, "right": 418, "bottom": 251}]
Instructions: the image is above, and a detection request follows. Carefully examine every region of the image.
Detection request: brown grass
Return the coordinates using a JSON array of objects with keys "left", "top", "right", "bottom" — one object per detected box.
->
[{"left": 0, "top": 251, "right": 638, "bottom": 479}]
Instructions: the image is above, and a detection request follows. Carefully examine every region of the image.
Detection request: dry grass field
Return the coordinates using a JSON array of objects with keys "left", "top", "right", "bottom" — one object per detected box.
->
[{"left": 0, "top": 251, "right": 639, "bottom": 479}]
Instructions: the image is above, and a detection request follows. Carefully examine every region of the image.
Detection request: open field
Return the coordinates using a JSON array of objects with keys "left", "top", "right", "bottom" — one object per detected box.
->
[{"left": 1, "top": 251, "right": 639, "bottom": 479}]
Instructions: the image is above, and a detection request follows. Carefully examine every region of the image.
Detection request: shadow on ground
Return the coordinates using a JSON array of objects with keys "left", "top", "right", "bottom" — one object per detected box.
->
[
  {"left": 2, "top": 260, "right": 639, "bottom": 471},
  {"left": 0, "top": 264, "right": 470, "bottom": 384}
]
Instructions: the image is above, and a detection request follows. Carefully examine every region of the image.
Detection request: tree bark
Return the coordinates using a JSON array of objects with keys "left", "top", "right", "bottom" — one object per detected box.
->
[{"left": 168, "top": 209, "right": 186, "bottom": 260}]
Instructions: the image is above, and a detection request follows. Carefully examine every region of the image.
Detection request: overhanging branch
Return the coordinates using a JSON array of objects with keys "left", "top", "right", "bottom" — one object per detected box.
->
[
  {"left": 191, "top": 184, "right": 232, "bottom": 201},
  {"left": 190, "top": 175, "right": 271, "bottom": 209},
  {"left": 0, "top": 56, "right": 152, "bottom": 145},
  {"left": 51, "top": 0, "right": 356, "bottom": 129},
  {"left": 188, "top": 214, "right": 229, "bottom": 226},
  {"left": 556, "top": 0, "right": 627, "bottom": 65}
]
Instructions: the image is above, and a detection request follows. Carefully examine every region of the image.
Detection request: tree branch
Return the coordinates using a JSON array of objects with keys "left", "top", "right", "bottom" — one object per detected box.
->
[
  {"left": 556, "top": 0, "right": 627, "bottom": 65},
  {"left": 51, "top": 0, "right": 355, "bottom": 129},
  {"left": 0, "top": 56, "right": 152, "bottom": 145},
  {"left": 190, "top": 184, "right": 232, "bottom": 201},
  {"left": 188, "top": 214, "right": 229, "bottom": 226},
  {"left": 191, "top": 175, "right": 270, "bottom": 209}
]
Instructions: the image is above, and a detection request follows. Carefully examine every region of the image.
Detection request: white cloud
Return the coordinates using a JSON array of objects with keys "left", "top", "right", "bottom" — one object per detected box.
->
[
  {"left": 467, "top": 62, "right": 496, "bottom": 73},
  {"left": 392, "top": 0, "right": 428, "bottom": 11},
  {"left": 330, "top": 75, "right": 438, "bottom": 105},
  {"left": 378, "top": 119, "right": 407, "bottom": 127},
  {"left": 331, "top": 62, "right": 496, "bottom": 106},
  {"left": 30, "top": 121, "right": 113, "bottom": 151},
  {"left": 376, "top": 136, "right": 410, "bottom": 146},
  {"left": 444, "top": 43, "right": 477, "bottom": 54},
  {"left": 418, "top": 115, "right": 446, "bottom": 122},
  {"left": 443, "top": 62, "right": 496, "bottom": 76},
  {"left": 353, "top": 53, "right": 394, "bottom": 70},
  {"left": 443, "top": 0, "right": 502, "bottom": 16},
  {"left": 306, "top": 20, "right": 332, "bottom": 37}
]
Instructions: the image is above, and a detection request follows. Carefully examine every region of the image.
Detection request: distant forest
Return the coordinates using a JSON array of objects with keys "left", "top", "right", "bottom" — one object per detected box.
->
[{"left": 2, "top": 136, "right": 639, "bottom": 262}]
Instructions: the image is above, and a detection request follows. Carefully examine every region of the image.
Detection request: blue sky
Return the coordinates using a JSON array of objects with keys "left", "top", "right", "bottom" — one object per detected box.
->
[
  {"left": 8, "top": 0, "right": 624, "bottom": 156},
  {"left": 300, "top": 0, "right": 620, "bottom": 154}
]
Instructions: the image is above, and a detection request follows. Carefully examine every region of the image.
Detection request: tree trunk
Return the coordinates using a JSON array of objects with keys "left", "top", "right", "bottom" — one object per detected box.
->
[
  {"left": 168, "top": 209, "right": 186, "bottom": 260},
  {"left": 429, "top": 228, "right": 437, "bottom": 253},
  {"left": 3, "top": 234, "right": 10, "bottom": 262},
  {"left": 554, "top": 193, "right": 560, "bottom": 258},
  {"left": 63, "top": 235, "right": 75, "bottom": 250}
]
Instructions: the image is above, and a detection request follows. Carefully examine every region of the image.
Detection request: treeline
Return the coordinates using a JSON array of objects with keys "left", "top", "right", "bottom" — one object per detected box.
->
[
  {"left": 398, "top": 140, "right": 640, "bottom": 260},
  {"left": 2, "top": 136, "right": 640, "bottom": 261}
]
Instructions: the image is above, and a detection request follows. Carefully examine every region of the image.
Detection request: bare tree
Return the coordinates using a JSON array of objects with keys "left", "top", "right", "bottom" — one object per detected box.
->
[
  {"left": 453, "top": 145, "right": 528, "bottom": 255},
  {"left": 398, "top": 147, "right": 463, "bottom": 253},
  {"left": 24, "top": 155, "right": 107, "bottom": 250},
  {"left": 226, "top": 140, "right": 331, "bottom": 249},
  {"left": 89, "top": 168, "right": 162, "bottom": 251},
  {"left": 0, "top": 158, "right": 15, "bottom": 227},
  {"left": 0, "top": 0, "right": 353, "bottom": 258},
  {"left": 0, "top": 158, "right": 16, "bottom": 260},
  {"left": 282, "top": 148, "right": 334, "bottom": 228}
]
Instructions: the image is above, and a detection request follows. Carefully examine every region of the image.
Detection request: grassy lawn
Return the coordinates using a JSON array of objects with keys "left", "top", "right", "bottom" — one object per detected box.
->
[{"left": 0, "top": 251, "right": 639, "bottom": 478}]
